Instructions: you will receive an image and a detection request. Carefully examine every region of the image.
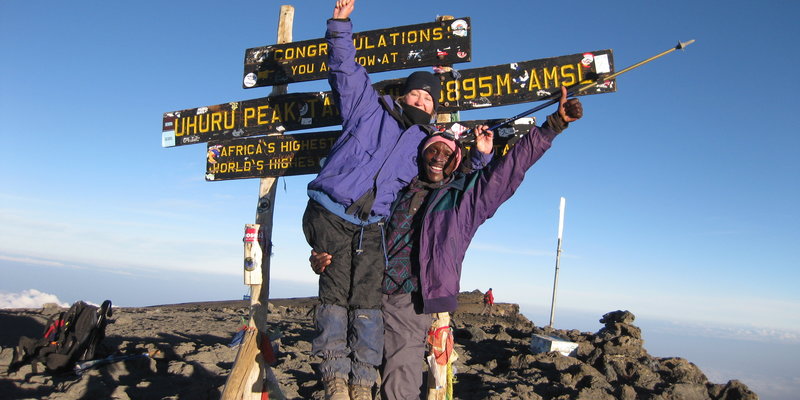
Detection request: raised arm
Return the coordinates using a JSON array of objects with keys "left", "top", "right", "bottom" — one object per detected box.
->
[
  {"left": 461, "top": 87, "right": 584, "bottom": 229},
  {"left": 327, "top": 0, "right": 381, "bottom": 127}
]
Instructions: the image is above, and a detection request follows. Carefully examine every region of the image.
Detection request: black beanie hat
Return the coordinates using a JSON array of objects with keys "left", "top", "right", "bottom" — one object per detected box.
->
[{"left": 403, "top": 71, "right": 441, "bottom": 109}]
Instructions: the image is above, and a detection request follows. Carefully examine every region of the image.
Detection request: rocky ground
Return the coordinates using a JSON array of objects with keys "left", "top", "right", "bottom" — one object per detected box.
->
[{"left": 0, "top": 291, "right": 758, "bottom": 399}]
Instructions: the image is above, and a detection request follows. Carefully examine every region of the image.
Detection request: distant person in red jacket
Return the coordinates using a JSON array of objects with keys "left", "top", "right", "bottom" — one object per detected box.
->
[{"left": 481, "top": 288, "right": 494, "bottom": 316}]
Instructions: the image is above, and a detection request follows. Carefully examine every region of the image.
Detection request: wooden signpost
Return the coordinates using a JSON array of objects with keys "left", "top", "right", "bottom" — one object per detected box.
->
[{"left": 163, "top": 5, "right": 618, "bottom": 398}]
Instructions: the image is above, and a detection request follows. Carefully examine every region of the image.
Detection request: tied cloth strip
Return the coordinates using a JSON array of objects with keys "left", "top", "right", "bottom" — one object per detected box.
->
[{"left": 427, "top": 312, "right": 457, "bottom": 400}]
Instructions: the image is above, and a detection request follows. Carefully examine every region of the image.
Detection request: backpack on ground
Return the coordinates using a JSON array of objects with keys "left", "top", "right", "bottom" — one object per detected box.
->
[{"left": 9, "top": 300, "right": 113, "bottom": 373}]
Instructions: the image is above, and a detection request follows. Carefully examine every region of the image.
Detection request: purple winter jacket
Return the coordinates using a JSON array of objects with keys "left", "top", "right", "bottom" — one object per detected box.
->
[
  {"left": 307, "top": 19, "right": 428, "bottom": 221},
  {"left": 418, "top": 121, "right": 562, "bottom": 313}
]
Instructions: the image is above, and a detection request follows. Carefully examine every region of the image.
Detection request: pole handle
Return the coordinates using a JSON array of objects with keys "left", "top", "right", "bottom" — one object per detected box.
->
[{"left": 460, "top": 39, "right": 696, "bottom": 140}]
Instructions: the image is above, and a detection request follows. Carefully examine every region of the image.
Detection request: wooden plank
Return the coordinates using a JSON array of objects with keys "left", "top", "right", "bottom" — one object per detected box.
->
[
  {"left": 162, "top": 92, "right": 339, "bottom": 147},
  {"left": 205, "top": 130, "right": 339, "bottom": 180},
  {"left": 242, "top": 17, "right": 472, "bottom": 88},
  {"left": 204, "top": 118, "right": 537, "bottom": 181},
  {"left": 436, "top": 49, "right": 616, "bottom": 112},
  {"left": 162, "top": 50, "right": 614, "bottom": 148}
]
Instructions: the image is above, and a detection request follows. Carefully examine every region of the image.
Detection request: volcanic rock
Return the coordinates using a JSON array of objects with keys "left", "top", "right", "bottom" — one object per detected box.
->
[{"left": 0, "top": 293, "right": 758, "bottom": 399}]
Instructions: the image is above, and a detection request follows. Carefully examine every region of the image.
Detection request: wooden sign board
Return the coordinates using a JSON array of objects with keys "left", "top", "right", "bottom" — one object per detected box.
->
[
  {"left": 163, "top": 50, "right": 614, "bottom": 148},
  {"left": 205, "top": 130, "right": 338, "bottom": 181},
  {"left": 162, "top": 92, "right": 339, "bottom": 148},
  {"left": 242, "top": 18, "right": 472, "bottom": 88},
  {"left": 436, "top": 49, "right": 616, "bottom": 112},
  {"left": 205, "top": 119, "right": 536, "bottom": 181}
]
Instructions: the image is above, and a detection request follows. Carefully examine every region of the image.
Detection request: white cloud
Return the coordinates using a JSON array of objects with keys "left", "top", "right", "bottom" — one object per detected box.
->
[
  {"left": 644, "top": 319, "right": 800, "bottom": 344},
  {"left": 0, "top": 289, "right": 68, "bottom": 309},
  {"left": 0, "top": 254, "right": 74, "bottom": 268}
]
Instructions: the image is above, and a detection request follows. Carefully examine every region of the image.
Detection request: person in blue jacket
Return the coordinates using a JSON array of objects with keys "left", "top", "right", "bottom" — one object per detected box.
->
[
  {"left": 303, "top": 1, "right": 491, "bottom": 398},
  {"left": 312, "top": 86, "right": 583, "bottom": 399}
]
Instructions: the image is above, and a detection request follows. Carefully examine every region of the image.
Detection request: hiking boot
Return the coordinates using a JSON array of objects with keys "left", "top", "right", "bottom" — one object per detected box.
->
[
  {"left": 323, "top": 377, "right": 350, "bottom": 400},
  {"left": 349, "top": 384, "right": 372, "bottom": 400}
]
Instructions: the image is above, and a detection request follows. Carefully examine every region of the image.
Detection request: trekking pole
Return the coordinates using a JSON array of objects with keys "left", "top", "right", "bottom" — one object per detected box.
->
[
  {"left": 460, "top": 39, "right": 696, "bottom": 140},
  {"left": 548, "top": 197, "right": 566, "bottom": 328}
]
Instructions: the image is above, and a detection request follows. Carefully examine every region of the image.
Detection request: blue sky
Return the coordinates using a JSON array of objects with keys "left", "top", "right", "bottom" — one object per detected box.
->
[{"left": 1, "top": 1, "right": 799, "bottom": 398}]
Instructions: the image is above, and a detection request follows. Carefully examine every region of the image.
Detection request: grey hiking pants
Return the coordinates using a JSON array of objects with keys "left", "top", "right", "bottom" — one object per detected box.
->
[{"left": 381, "top": 293, "right": 432, "bottom": 400}]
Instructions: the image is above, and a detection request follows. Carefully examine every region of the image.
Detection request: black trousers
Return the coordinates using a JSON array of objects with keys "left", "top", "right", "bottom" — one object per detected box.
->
[{"left": 302, "top": 199, "right": 385, "bottom": 309}]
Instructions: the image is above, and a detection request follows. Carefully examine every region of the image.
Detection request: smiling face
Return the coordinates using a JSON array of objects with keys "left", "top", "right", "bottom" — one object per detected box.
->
[
  {"left": 402, "top": 89, "right": 435, "bottom": 115},
  {"left": 421, "top": 141, "right": 458, "bottom": 183}
]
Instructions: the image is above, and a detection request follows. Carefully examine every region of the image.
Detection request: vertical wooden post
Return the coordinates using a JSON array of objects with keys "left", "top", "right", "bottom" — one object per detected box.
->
[
  {"left": 222, "top": 5, "right": 294, "bottom": 400},
  {"left": 257, "top": 3, "right": 293, "bottom": 325},
  {"left": 435, "top": 15, "right": 458, "bottom": 125}
]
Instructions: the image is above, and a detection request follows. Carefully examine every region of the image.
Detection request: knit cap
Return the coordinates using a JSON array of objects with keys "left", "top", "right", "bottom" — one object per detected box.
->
[
  {"left": 422, "top": 135, "right": 462, "bottom": 170},
  {"left": 403, "top": 71, "right": 441, "bottom": 109}
]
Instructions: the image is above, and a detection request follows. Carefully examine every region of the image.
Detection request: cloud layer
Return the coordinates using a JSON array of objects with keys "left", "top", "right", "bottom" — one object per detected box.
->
[{"left": 0, "top": 289, "right": 68, "bottom": 309}]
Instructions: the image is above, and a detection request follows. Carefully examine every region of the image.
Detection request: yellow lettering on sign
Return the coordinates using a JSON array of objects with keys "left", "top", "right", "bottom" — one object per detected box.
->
[
  {"left": 210, "top": 112, "right": 222, "bottom": 131},
  {"left": 356, "top": 55, "right": 377, "bottom": 66},
  {"left": 560, "top": 64, "right": 576, "bottom": 87},
  {"left": 322, "top": 96, "right": 336, "bottom": 117},
  {"left": 283, "top": 102, "right": 296, "bottom": 122},
  {"left": 496, "top": 73, "right": 511, "bottom": 96},
  {"left": 477, "top": 76, "right": 492, "bottom": 97},
  {"left": 353, "top": 36, "right": 376, "bottom": 50},
  {"left": 543, "top": 66, "right": 559, "bottom": 89},
  {"left": 244, "top": 107, "right": 256, "bottom": 127},
  {"left": 527, "top": 69, "right": 542, "bottom": 91},
  {"left": 577, "top": 63, "right": 594, "bottom": 84},
  {"left": 187, "top": 115, "right": 199, "bottom": 134},
  {"left": 378, "top": 35, "right": 387, "bottom": 47},
  {"left": 257, "top": 105, "right": 270, "bottom": 125},
  {"left": 290, "top": 63, "right": 315, "bottom": 75},
  {"left": 199, "top": 114, "right": 210, "bottom": 133},
  {"left": 272, "top": 43, "right": 328, "bottom": 61},
  {"left": 407, "top": 30, "right": 419, "bottom": 44},
  {"left": 461, "top": 77, "right": 476, "bottom": 100},
  {"left": 433, "top": 27, "right": 443, "bottom": 40},
  {"left": 443, "top": 80, "right": 459, "bottom": 102},
  {"left": 306, "top": 97, "right": 320, "bottom": 117}
]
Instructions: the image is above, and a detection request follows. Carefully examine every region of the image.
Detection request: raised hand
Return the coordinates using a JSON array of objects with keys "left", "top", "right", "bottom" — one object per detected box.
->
[
  {"left": 558, "top": 86, "right": 583, "bottom": 123},
  {"left": 473, "top": 125, "right": 494, "bottom": 154},
  {"left": 333, "top": 0, "right": 355, "bottom": 19}
]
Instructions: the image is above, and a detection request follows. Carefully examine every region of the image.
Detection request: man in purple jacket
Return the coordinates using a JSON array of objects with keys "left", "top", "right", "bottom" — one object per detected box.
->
[
  {"left": 303, "top": 1, "right": 491, "bottom": 399},
  {"left": 313, "top": 86, "right": 583, "bottom": 399}
]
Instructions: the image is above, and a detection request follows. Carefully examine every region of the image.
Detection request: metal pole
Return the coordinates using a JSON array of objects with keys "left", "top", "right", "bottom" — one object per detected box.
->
[
  {"left": 479, "top": 39, "right": 696, "bottom": 134},
  {"left": 549, "top": 197, "right": 566, "bottom": 328}
]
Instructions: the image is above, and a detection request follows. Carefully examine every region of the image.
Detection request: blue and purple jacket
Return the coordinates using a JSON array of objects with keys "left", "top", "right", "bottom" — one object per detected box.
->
[
  {"left": 307, "top": 19, "right": 428, "bottom": 224},
  {"left": 417, "top": 120, "right": 563, "bottom": 313}
]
